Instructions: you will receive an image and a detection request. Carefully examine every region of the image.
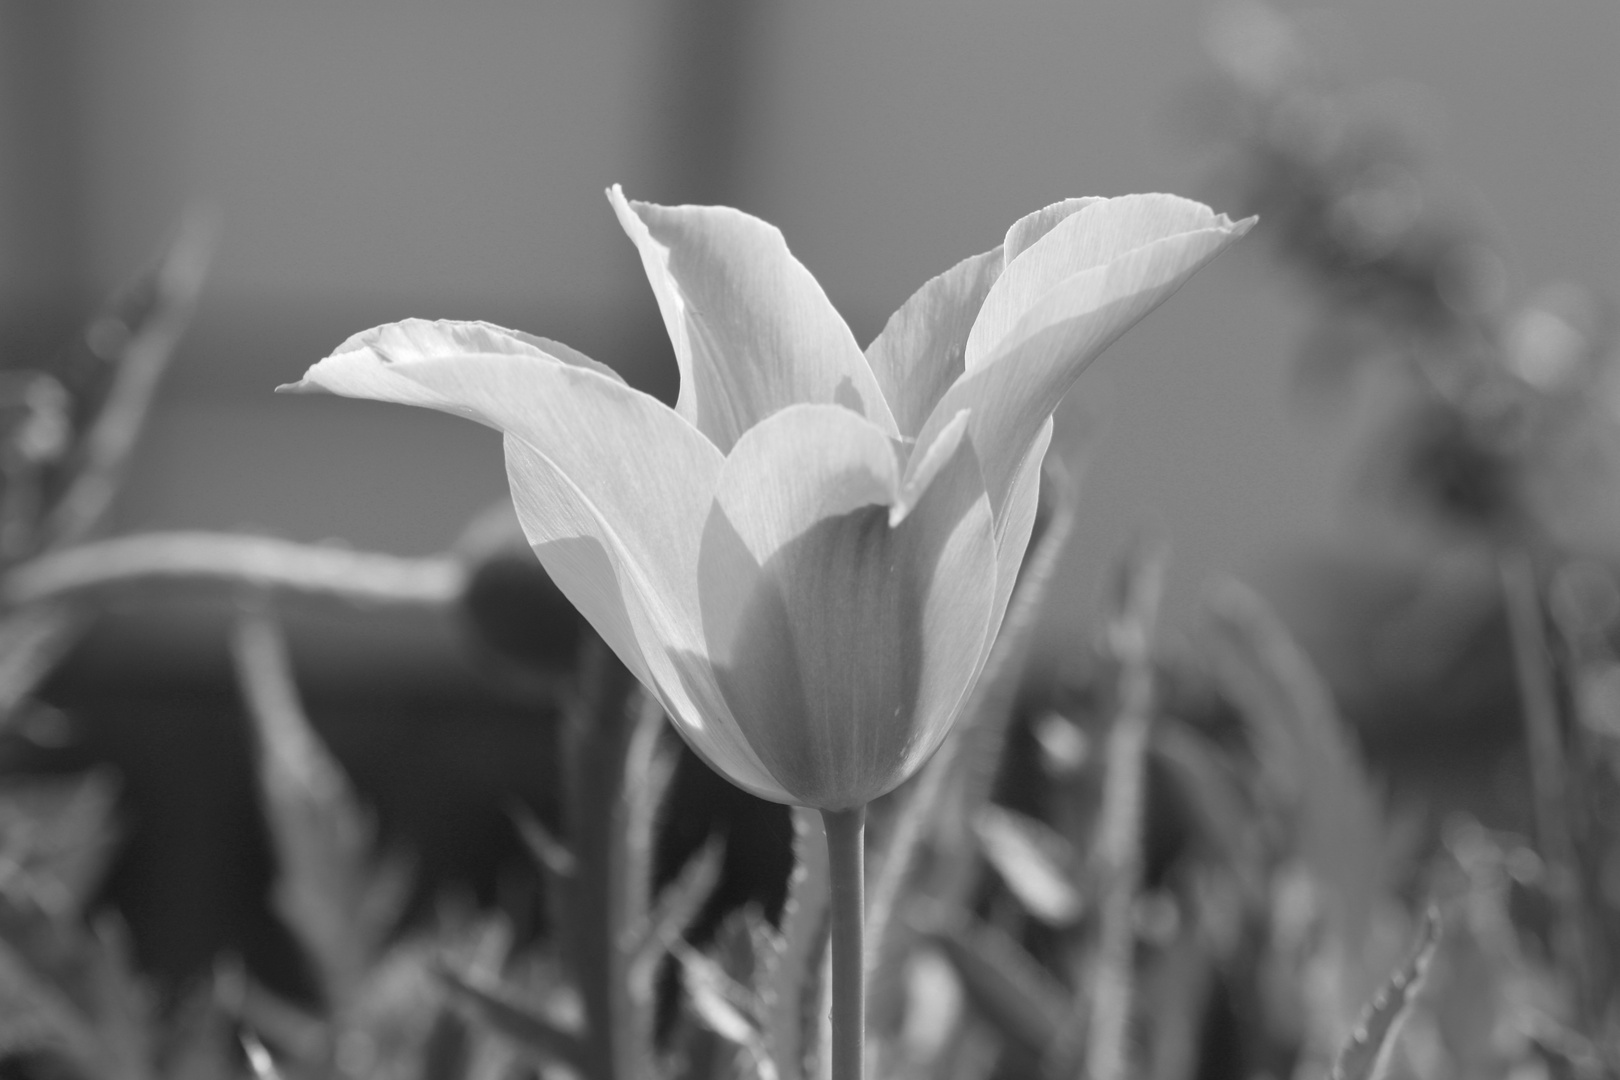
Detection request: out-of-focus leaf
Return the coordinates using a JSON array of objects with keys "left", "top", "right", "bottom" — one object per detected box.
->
[
  {"left": 897, "top": 946, "right": 965, "bottom": 1069},
  {"left": 554, "top": 654, "right": 667, "bottom": 1080},
  {"left": 0, "top": 897, "right": 154, "bottom": 1078},
  {"left": 161, "top": 987, "right": 238, "bottom": 1080},
  {"left": 439, "top": 966, "right": 586, "bottom": 1072},
  {"left": 764, "top": 805, "right": 828, "bottom": 1080},
  {"left": 680, "top": 945, "right": 765, "bottom": 1049},
  {"left": 43, "top": 210, "right": 216, "bottom": 551},
  {"left": 0, "top": 768, "right": 119, "bottom": 915},
  {"left": 1084, "top": 537, "right": 1169, "bottom": 1080},
  {"left": 412, "top": 1006, "right": 474, "bottom": 1080},
  {"left": 1203, "top": 579, "right": 1388, "bottom": 945},
  {"left": 510, "top": 801, "right": 574, "bottom": 950},
  {"left": 634, "top": 836, "right": 725, "bottom": 970},
  {"left": 215, "top": 961, "right": 328, "bottom": 1068},
  {"left": 0, "top": 605, "right": 83, "bottom": 727},
  {"left": 973, "top": 806, "right": 1083, "bottom": 926},
  {"left": 1150, "top": 723, "right": 1263, "bottom": 897},
  {"left": 510, "top": 803, "right": 576, "bottom": 880},
  {"left": 241, "top": 1030, "right": 286, "bottom": 1080},
  {"left": 231, "top": 603, "right": 412, "bottom": 1007},
  {"left": 1328, "top": 908, "right": 1441, "bottom": 1080},
  {"left": 915, "top": 906, "right": 1069, "bottom": 1063},
  {"left": 1140, "top": 928, "right": 1215, "bottom": 1080}
]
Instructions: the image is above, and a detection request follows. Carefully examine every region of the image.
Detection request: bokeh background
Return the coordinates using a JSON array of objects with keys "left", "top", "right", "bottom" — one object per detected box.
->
[
  {"left": 4, "top": 0, "right": 1615, "bottom": 655},
  {"left": 0, "top": 0, "right": 1616, "bottom": 989}
]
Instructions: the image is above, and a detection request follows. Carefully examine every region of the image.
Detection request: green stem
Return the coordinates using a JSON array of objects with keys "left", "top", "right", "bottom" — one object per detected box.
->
[{"left": 822, "top": 805, "right": 866, "bottom": 1080}]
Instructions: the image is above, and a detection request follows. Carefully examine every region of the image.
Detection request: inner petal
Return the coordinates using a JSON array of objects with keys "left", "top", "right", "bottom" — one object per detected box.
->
[{"left": 698, "top": 423, "right": 996, "bottom": 808}]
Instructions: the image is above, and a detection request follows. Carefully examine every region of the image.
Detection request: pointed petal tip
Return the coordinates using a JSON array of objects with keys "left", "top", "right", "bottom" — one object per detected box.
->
[{"left": 274, "top": 377, "right": 318, "bottom": 395}]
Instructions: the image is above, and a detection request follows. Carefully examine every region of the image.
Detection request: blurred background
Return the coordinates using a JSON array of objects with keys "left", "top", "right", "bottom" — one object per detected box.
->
[
  {"left": 3, "top": 0, "right": 1614, "bottom": 650},
  {"left": 0, "top": 0, "right": 1616, "bottom": 999}
]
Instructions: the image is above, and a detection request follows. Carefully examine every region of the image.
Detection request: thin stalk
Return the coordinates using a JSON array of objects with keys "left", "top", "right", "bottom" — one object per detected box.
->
[
  {"left": 3, "top": 530, "right": 463, "bottom": 609},
  {"left": 1081, "top": 535, "right": 1165, "bottom": 1080},
  {"left": 823, "top": 805, "right": 866, "bottom": 1080},
  {"left": 1497, "top": 548, "right": 1593, "bottom": 1024}
]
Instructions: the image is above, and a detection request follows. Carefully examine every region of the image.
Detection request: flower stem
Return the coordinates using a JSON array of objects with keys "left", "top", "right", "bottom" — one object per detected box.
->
[{"left": 822, "top": 804, "right": 866, "bottom": 1080}]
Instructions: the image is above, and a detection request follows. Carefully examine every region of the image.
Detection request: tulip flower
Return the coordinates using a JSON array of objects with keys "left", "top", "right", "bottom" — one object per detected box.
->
[{"left": 286, "top": 186, "right": 1251, "bottom": 1079}]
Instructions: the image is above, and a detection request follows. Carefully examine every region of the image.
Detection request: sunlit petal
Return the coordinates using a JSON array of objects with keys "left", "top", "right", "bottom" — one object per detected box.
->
[
  {"left": 989, "top": 416, "right": 1053, "bottom": 638},
  {"left": 697, "top": 405, "right": 997, "bottom": 807},
  {"left": 914, "top": 214, "right": 1254, "bottom": 523},
  {"left": 1001, "top": 197, "right": 1103, "bottom": 264},
  {"left": 966, "top": 194, "right": 1234, "bottom": 371},
  {"left": 609, "top": 186, "right": 899, "bottom": 451},
  {"left": 865, "top": 248, "right": 1004, "bottom": 438},
  {"left": 292, "top": 325, "right": 785, "bottom": 798}
]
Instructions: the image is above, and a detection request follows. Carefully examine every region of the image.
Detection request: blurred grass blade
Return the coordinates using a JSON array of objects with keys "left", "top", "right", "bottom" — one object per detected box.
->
[
  {"left": 632, "top": 836, "right": 725, "bottom": 987},
  {"left": 916, "top": 906, "right": 1069, "bottom": 1065},
  {"left": 241, "top": 1031, "right": 287, "bottom": 1080},
  {"left": 554, "top": 648, "right": 667, "bottom": 1080},
  {"left": 510, "top": 803, "right": 576, "bottom": 880},
  {"left": 0, "top": 895, "right": 156, "bottom": 1078},
  {"left": 1150, "top": 724, "right": 1262, "bottom": 898},
  {"left": 231, "top": 598, "right": 410, "bottom": 1006},
  {"left": 0, "top": 768, "right": 120, "bottom": 915},
  {"left": 214, "top": 960, "right": 328, "bottom": 1068},
  {"left": 973, "top": 806, "right": 1083, "bottom": 927},
  {"left": 679, "top": 944, "right": 764, "bottom": 1047},
  {"left": 1328, "top": 908, "right": 1441, "bottom": 1080},
  {"left": 439, "top": 966, "right": 586, "bottom": 1072},
  {"left": 0, "top": 891, "right": 104, "bottom": 1069},
  {"left": 1085, "top": 535, "right": 1168, "bottom": 1080},
  {"left": 0, "top": 605, "right": 83, "bottom": 729},
  {"left": 1204, "top": 579, "right": 1387, "bottom": 945},
  {"left": 510, "top": 801, "right": 575, "bottom": 950},
  {"left": 765, "top": 805, "right": 829, "bottom": 1080},
  {"left": 45, "top": 209, "right": 217, "bottom": 550}
]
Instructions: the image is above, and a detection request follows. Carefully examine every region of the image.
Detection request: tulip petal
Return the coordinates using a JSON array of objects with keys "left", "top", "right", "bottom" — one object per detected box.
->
[
  {"left": 695, "top": 404, "right": 997, "bottom": 808},
  {"left": 1002, "top": 197, "right": 1103, "bottom": 264},
  {"left": 966, "top": 195, "right": 1238, "bottom": 371},
  {"left": 503, "top": 438, "right": 786, "bottom": 801},
  {"left": 293, "top": 324, "right": 786, "bottom": 799},
  {"left": 865, "top": 247, "right": 1004, "bottom": 438},
  {"left": 914, "top": 212, "right": 1254, "bottom": 522},
  {"left": 608, "top": 186, "right": 899, "bottom": 452},
  {"left": 989, "top": 416, "right": 1053, "bottom": 637}
]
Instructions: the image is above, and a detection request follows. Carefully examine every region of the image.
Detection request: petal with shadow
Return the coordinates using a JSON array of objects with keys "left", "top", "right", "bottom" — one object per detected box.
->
[
  {"left": 913, "top": 215, "right": 1254, "bottom": 523},
  {"left": 293, "top": 327, "right": 784, "bottom": 798},
  {"left": 609, "top": 186, "right": 898, "bottom": 452},
  {"left": 966, "top": 195, "right": 1236, "bottom": 371},
  {"left": 865, "top": 247, "right": 1004, "bottom": 439},
  {"left": 1001, "top": 197, "right": 1103, "bottom": 265},
  {"left": 697, "top": 404, "right": 997, "bottom": 808}
]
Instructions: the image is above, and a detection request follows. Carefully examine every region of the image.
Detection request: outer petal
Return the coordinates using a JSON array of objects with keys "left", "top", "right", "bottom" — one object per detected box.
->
[
  {"left": 965, "top": 194, "right": 1234, "bottom": 371},
  {"left": 608, "top": 186, "right": 898, "bottom": 452},
  {"left": 864, "top": 247, "right": 1004, "bottom": 439},
  {"left": 988, "top": 416, "right": 1053, "bottom": 638},
  {"left": 1002, "top": 197, "right": 1103, "bottom": 264},
  {"left": 694, "top": 404, "right": 997, "bottom": 808},
  {"left": 912, "top": 209, "right": 1255, "bottom": 522},
  {"left": 290, "top": 322, "right": 786, "bottom": 799}
]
